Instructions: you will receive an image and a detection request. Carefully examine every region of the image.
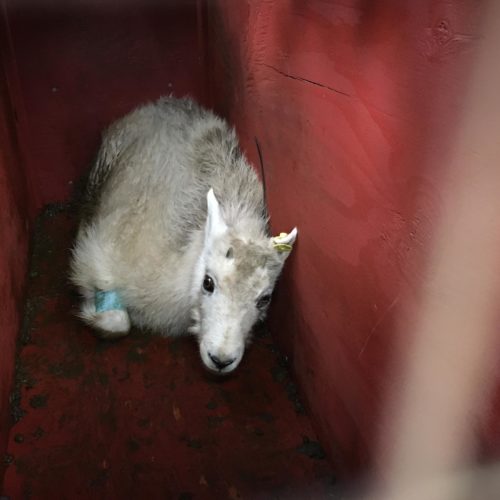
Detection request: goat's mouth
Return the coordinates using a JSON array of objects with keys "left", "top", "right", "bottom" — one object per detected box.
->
[
  {"left": 204, "top": 362, "right": 237, "bottom": 375},
  {"left": 199, "top": 344, "right": 243, "bottom": 375}
]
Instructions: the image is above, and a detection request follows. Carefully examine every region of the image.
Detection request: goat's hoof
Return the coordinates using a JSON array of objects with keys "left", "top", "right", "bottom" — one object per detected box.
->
[{"left": 92, "top": 309, "right": 131, "bottom": 339}]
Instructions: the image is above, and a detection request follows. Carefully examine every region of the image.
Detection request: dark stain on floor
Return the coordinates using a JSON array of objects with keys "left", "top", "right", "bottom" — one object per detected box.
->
[{"left": 3, "top": 206, "right": 338, "bottom": 499}]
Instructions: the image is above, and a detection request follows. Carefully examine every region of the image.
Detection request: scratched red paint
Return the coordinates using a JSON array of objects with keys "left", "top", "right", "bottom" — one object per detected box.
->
[{"left": 205, "top": 0, "right": 490, "bottom": 475}]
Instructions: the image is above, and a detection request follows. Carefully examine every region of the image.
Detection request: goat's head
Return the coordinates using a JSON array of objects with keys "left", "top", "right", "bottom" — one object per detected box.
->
[{"left": 189, "top": 189, "right": 297, "bottom": 374}]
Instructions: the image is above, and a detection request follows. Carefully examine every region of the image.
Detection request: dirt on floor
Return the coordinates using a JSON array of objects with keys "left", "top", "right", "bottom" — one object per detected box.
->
[{"left": 2, "top": 205, "right": 337, "bottom": 499}]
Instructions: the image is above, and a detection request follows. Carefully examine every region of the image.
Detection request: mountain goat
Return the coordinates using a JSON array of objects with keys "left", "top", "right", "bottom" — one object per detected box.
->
[{"left": 70, "top": 96, "right": 297, "bottom": 374}]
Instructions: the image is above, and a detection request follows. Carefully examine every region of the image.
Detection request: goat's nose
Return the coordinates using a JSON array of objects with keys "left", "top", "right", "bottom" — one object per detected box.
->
[{"left": 208, "top": 352, "right": 235, "bottom": 370}]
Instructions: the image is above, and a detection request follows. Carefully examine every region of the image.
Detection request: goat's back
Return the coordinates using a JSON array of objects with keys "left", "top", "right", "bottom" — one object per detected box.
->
[{"left": 88, "top": 96, "right": 266, "bottom": 249}]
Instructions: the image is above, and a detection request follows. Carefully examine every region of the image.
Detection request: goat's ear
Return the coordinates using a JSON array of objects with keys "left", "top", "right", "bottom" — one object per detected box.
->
[
  {"left": 270, "top": 227, "right": 298, "bottom": 257},
  {"left": 205, "top": 188, "right": 227, "bottom": 245}
]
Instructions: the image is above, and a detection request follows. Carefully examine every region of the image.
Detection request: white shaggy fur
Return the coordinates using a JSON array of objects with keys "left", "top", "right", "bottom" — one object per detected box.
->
[{"left": 70, "top": 96, "right": 297, "bottom": 373}]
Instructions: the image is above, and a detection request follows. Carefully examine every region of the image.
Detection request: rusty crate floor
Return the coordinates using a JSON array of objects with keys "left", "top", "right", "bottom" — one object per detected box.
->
[{"left": 3, "top": 206, "right": 335, "bottom": 499}]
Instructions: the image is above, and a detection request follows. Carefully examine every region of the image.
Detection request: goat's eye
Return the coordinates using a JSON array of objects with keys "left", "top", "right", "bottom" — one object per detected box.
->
[
  {"left": 256, "top": 294, "right": 271, "bottom": 309},
  {"left": 203, "top": 275, "right": 215, "bottom": 294}
]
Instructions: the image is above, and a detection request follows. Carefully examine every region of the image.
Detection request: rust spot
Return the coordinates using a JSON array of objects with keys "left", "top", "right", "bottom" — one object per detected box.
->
[
  {"left": 207, "top": 415, "right": 225, "bottom": 428},
  {"left": 296, "top": 437, "right": 326, "bottom": 460},
  {"left": 14, "top": 434, "right": 24, "bottom": 444},
  {"left": 206, "top": 399, "right": 218, "bottom": 410},
  {"left": 48, "top": 355, "right": 85, "bottom": 380},
  {"left": 126, "top": 346, "right": 148, "bottom": 364},
  {"left": 186, "top": 437, "right": 202, "bottom": 449},
  {"left": 127, "top": 439, "right": 140, "bottom": 452},
  {"left": 137, "top": 418, "right": 151, "bottom": 428},
  {"left": 32, "top": 427, "right": 44, "bottom": 439},
  {"left": 173, "top": 403, "right": 182, "bottom": 421},
  {"left": 29, "top": 394, "right": 48, "bottom": 409},
  {"left": 228, "top": 485, "right": 242, "bottom": 499}
]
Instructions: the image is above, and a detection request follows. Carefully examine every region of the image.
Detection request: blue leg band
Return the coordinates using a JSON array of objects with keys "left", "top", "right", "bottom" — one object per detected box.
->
[{"left": 95, "top": 289, "right": 125, "bottom": 313}]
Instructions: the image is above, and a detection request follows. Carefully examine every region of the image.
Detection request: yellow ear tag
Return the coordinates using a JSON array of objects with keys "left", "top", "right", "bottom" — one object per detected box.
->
[{"left": 272, "top": 232, "right": 293, "bottom": 253}]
